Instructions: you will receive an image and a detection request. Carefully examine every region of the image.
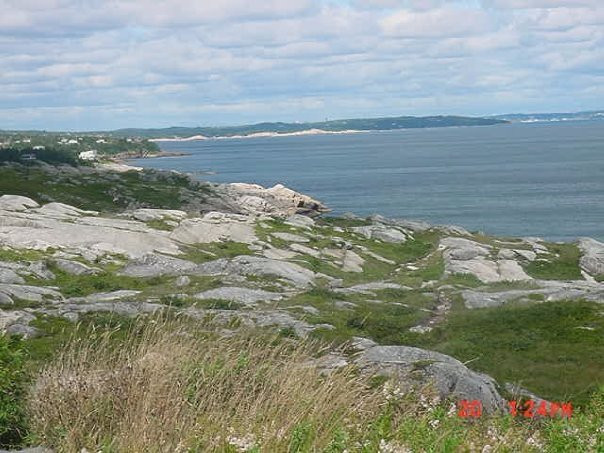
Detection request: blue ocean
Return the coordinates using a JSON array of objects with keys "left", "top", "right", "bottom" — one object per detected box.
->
[{"left": 130, "top": 120, "right": 604, "bottom": 241}]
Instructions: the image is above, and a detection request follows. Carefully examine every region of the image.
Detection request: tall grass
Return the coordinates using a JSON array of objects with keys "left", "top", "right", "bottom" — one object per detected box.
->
[{"left": 26, "top": 318, "right": 380, "bottom": 452}]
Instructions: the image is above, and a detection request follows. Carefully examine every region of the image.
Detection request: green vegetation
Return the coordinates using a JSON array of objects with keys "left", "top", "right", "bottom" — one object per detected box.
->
[
  {"left": 111, "top": 115, "right": 508, "bottom": 139},
  {"left": 294, "top": 288, "right": 434, "bottom": 344},
  {"left": 524, "top": 243, "right": 583, "bottom": 280},
  {"left": 404, "top": 300, "right": 604, "bottom": 406},
  {"left": 0, "top": 336, "right": 28, "bottom": 448},
  {"left": 146, "top": 218, "right": 175, "bottom": 231},
  {"left": 0, "top": 164, "right": 212, "bottom": 212},
  {"left": 43, "top": 268, "right": 167, "bottom": 298},
  {"left": 0, "top": 147, "right": 78, "bottom": 165},
  {"left": 0, "top": 132, "right": 158, "bottom": 157},
  {"left": 1, "top": 318, "right": 601, "bottom": 452},
  {"left": 0, "top": 248, "right": 47, "bottom": 263}
]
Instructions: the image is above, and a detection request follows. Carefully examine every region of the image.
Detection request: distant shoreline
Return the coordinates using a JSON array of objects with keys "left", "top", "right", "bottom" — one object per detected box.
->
[{"left": 149, "top": 128, "right": 363, "bottom": 142}]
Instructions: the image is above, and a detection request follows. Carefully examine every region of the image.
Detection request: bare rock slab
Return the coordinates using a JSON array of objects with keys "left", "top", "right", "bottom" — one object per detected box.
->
[
  {"left": 356, "top": 345, "right": 506, "bottom": 414},
  {"left": 195, "top": 287, "right": 284, "bottom": 306}
]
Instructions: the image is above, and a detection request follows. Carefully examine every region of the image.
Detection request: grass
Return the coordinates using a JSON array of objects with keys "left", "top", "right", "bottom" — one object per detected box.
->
[
  {"left": 0, "top": 164, "right": 212, "bottom": 212},
  {"left": 1, "top": 317, "right": 600, "bottom": 452},
  {"left": 0, "top": 335, "right": 28, "bottom": 448},
  {"left": 146, "top": 218, "right": 175, "bottom": 231},
  {"left": 298, "top": 288, "right": 434, "bottom": 345},
  {"left": 24, "top": 318, "right": 381, "bottom": 452},
  {"left": 524, "top": 243, "right": 583, "bottom": 280},
  {"left": 403, "top": 300, "right": 604, "bottom": 406},
  {"left": 42, "top": 267, "right": 168, "bottom": 298},
  {"left": 317, "top": 217, "right": 372, "bottom": 228},
  {"left": 0, "top": 248, "right": 48, "bottom": 263}
]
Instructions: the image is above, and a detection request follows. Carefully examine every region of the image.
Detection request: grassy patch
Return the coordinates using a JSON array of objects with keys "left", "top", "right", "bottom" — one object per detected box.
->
[
  {"left": 44, "top": 268, "right": 168, "bottom": 298},
  {"left": 404, "top": 300, "right": 604, "bottom": 405},
  {"left": 300, "top": 289, "right": 433, "bottom": 345},
  {"left": 361, "top": 231, "right": 439, "bottom": 264},
  {"left": 400, "top": 252, "right": 445, "bottom": 285},
  {"left": 440, "top": 273, "right": 483, "bottom": 288},
  {"left": 524, "top": 243, "right": 583, "bottom": 280},
  {"left": 0, "top": 164, "right": 212, "bottom": 212},
  {"left": 0, "top": 248, "right": 47, "bottom": 263},
  {"left": 0, "top": 335, "right": 28, "bottom": 448},
  {"left": 146, "top": 218, "right": 175, "bottom": 231},
  {"left": 318, "top": 217, "right": 372, "bottom": 228}
]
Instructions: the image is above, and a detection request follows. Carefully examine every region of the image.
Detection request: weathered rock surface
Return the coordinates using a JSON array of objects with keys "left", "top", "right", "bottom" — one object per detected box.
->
[
  {"left": 66, "top": 290, "right": 142, "bottom": 304},
  {"left": 289, "top": 243, "right": 321, "bottom": 258},
  {"left": 579, "top": 238, "right": 604, "bottom": 276},
  {"left": 356, "top": 345, "right": 505, "bottom": 414},
  {"left": 0, "top": 284, "right": 63, "bottom": 302},
  {"left": 285, "top": 214, "right": 315, "bottom": 229},
  {"left": 53, "top": 258, "right": 100, "bottom": 276},
  {"left": 35, "top": 202, "right": 98, "bottom": 218},
  {"left": 196, "top": 255, "right": 316, "bottom": 287},
  {"left": 351, "top": 224, "right": 407, "bottom": 243},
  {"left": 324, "top": 249, "right": 365, "bottom": 272},
  {"left": 263, "top": 247, "right": 299, "bottom": 260},
  {"left": 43, "top": 301, "right": 164, "bottom": 320},
  {"left": 118, "top": 253, "right": 198, "bottom": 277},
  {"left": 126, "top": 208, "right": 187, "bottom": 222},
  {"left": 170, "top": 212, "right": 257, "bottom": 244},
  {"left": 195, "top": 287, "right": 284, "bottom": 305},
  {"left": 333, "top": 281, "right": 408, "bottom": 295},
  {"left": 0, "top": 309, "right": 37, "bottom": 337},
  {"left": 0, "top": 195, "right": 39, "bottom": 211},
  {"left": 0, "top": 268, "right": 25, "bottom": 284},
  {"left": 441, "top": 237, "right": 532, "bottom": 283},
  {"left": 183, "top": 306, "right": 318, "bottom": 337},
  {"left": 0, "top": 202, "right": 181, "bottom": 258},
  {"left": 224, "top": 183, "right": 328, "bottom": 217},
  {"left": 271, "top": 232, "right": 310, "bottom": 243},
  {"left": 462, "top": 280, "right": 604, "bottom": 308}
]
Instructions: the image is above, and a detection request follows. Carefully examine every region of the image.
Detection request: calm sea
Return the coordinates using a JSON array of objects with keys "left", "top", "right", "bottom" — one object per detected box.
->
[{"left": 130, "top": 121, "right": 604, "bottom": 241}]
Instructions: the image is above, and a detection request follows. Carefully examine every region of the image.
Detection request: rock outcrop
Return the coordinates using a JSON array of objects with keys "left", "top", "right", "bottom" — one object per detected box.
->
[
  {"left": 222, "top": 183, "right": 328, "bottom": 217},
  {"left": 356, "top": 345, "right": 506, "bottom": 414},
  {"left": 440, "top": 237, "right": 532, "bottom": 283},
  {"left": 579, "top": 238, "right": 604, "bottom": 277}
]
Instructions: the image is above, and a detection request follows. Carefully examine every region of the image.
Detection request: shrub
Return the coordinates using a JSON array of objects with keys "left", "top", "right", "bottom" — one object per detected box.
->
[{"left": 0, "top": 335, "right": 28, "bottom": 448}]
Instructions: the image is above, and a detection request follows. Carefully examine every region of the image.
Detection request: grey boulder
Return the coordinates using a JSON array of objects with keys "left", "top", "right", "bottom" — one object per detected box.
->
[{"left": 356, "top": 345, "right": 505, "bottom": 414}]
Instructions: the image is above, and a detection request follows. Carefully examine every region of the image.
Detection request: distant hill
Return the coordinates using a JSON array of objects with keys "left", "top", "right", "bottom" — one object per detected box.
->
[
  {"left": 108, "top": 115, "right": 508, "bottom": 139},
  {"left": 492, "top": 110, "right": 604, "bottom": 123}
]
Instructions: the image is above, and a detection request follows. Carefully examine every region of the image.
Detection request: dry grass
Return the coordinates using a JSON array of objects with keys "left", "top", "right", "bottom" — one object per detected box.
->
[{"left": 26, "top": 317, "right": 380, "bottom": 452}]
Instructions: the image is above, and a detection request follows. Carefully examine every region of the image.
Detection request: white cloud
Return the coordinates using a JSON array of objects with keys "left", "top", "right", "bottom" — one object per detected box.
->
[{"left": 0, "top": 0, "right": 602, "bottom": 129}]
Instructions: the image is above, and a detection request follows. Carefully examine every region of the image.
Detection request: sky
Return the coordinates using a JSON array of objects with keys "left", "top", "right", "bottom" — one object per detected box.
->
[{"left": 1, "top": 0, "right": 603, "bottom": 130}]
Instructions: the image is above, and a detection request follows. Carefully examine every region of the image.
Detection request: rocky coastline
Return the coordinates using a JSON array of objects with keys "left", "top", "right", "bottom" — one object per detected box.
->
[{"left": 1, "top": 161, "right": 603, "bottom": 419}]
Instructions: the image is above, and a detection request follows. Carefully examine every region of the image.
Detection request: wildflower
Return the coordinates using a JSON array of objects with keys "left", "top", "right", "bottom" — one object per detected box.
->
[
  {"left": 227, "top": 433, "right": 257, "bottom": 452},
  {"left": 429, "top": 419, "right": 440, "bottom": 428}
]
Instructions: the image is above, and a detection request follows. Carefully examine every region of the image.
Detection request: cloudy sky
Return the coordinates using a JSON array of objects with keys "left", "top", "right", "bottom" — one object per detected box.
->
[{"left": 1, "top": 0, "right": 603, "bottom": 130}]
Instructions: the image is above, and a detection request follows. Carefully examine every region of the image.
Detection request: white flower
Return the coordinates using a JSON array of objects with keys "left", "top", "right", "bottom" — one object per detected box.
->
[
  {"left": 378, "top": 438, "right": 412, "bottom": 453},
  {"left": 227, "top": 434, "right": 257, "bottom": 452}
]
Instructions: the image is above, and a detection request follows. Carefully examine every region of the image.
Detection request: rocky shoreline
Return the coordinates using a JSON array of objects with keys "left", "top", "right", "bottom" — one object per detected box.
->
[{"left": 1, "top": 161, "right": 603, "bottom": 416}]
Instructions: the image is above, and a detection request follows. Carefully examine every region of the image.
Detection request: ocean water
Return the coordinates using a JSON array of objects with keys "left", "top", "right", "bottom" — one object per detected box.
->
[{"left": 130, "top": 120, "right": 604, "bottom": 241}]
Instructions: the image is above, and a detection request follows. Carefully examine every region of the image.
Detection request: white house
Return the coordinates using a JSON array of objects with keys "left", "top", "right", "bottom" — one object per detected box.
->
[
  {"left": 78, "top": 150, "right": 98, "bottom": 161},
  {"left": 33, "top": 145, "right": 45, "bottom": 150}
]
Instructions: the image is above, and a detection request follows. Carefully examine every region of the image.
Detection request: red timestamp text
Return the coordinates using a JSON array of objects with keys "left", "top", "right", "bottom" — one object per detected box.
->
[{"left": 457, "top": 399, "right": 572, "bottom": 419}]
